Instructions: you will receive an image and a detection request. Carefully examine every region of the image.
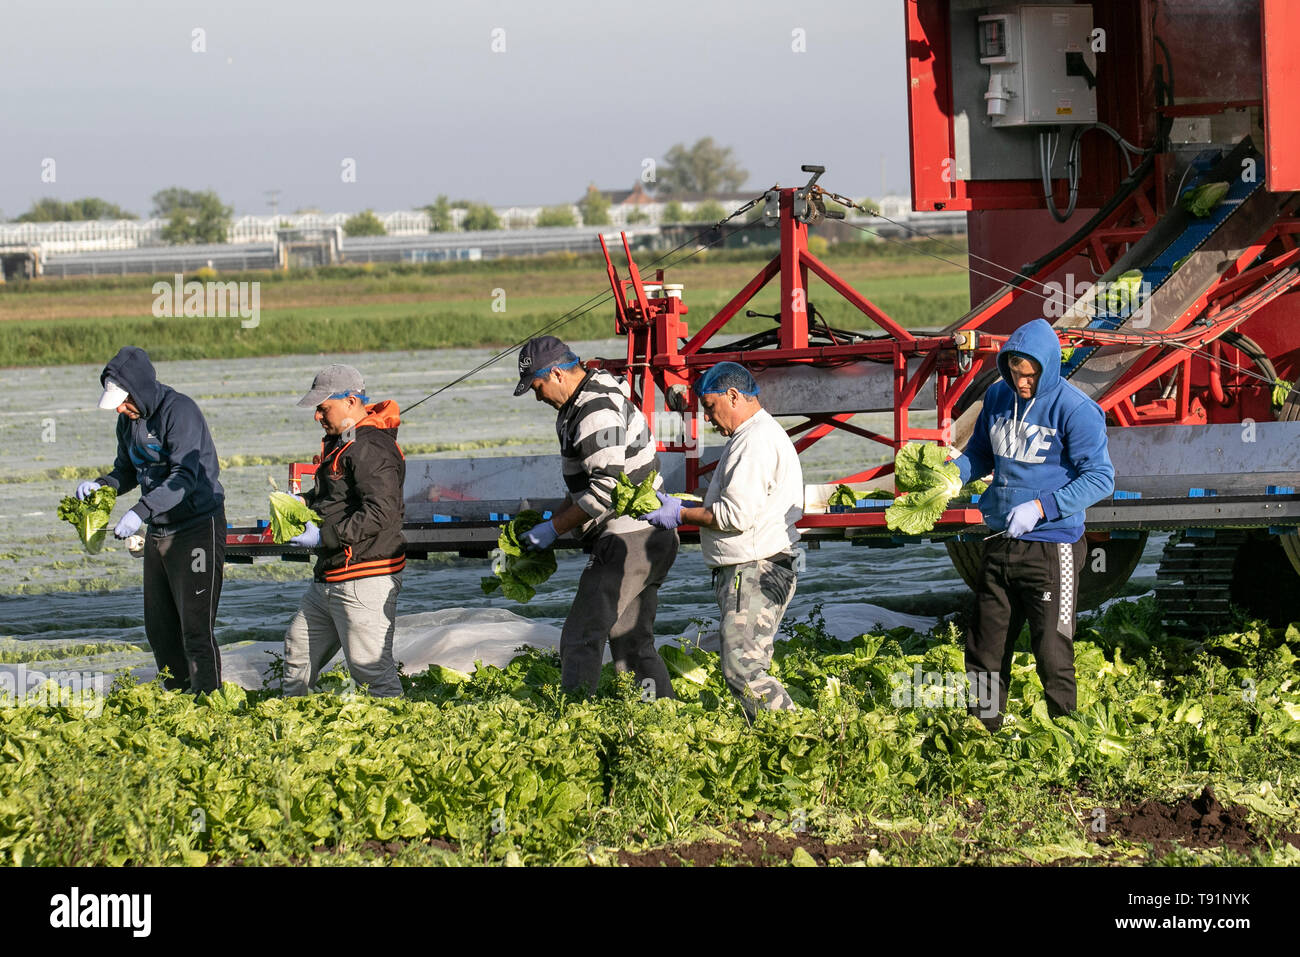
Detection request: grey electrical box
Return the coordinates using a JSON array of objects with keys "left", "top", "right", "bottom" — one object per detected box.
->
[{"left": 979, "top": 4, "right": 1097, "bottom": 128}]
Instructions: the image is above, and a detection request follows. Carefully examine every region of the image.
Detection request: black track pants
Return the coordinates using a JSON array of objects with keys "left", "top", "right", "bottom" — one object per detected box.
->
[
  {"left": 142, "top": 509, "right": 225, "bottom": 693},
  {"left": 965, "top": 536, "right": 1086, "bottom": 731}
]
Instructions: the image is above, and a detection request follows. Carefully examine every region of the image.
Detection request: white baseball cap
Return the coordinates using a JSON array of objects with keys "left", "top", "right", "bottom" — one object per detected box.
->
[{"left": 98, "top": 379, "right": 129, "bottom": 410}]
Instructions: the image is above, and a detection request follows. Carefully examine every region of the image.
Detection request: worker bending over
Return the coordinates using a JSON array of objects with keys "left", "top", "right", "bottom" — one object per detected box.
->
[
  {"left": 515, "top": 336, "right": 677, "bottom": 700},
  {"left": 643, "top": 361, "right": 804, "bottom": 717},
  {"left": 75, "top": 346, "right": 226, "bottom": 693}
]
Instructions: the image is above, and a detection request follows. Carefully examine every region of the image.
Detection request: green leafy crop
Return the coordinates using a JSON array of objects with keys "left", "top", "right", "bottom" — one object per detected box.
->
[
  {"left": 481, "top": 510, "right": 558, "bottom": 603},
  {"left": 886, "top": 443, "right": 963, "bottom": 535},
  {"left": 612, "top": 472, "right": 662, "bottom": 518},
  {"left": 56, "top": 487, "right": 117, "bottom": 554},
  {"left": 828, "top": 485, "right": 858, "bottom": 508},
  {"left": 1180, "top": 181, "right": 1230, "bottom": 218},
  {"left": 0, "top": 597, "right": 1296, "bottom": 866},
  {"left": 611, "top": 471, "right": 699, "bottom": 517},
  {"left": 885, "top": 443, "right": 989, "bottom": 534},
  {"left": 268, "top": 492, "right": 322, "bottom": 544},
  {"left": 1103, "top": 269, "right": 1144, "bottom": 314}
]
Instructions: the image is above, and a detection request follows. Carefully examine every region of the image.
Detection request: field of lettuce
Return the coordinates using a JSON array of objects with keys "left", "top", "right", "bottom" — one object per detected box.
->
[{"left": 2, "top": 597, "right": 1297, "bottom": 867}]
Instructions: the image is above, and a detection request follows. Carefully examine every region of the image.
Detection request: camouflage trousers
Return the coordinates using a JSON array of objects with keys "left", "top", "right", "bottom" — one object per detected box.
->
[{"left": 713, "top": 555, "right": 799, "bottom": 717}]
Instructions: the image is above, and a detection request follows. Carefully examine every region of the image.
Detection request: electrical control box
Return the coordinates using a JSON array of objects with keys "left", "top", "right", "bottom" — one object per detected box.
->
[{"left": 979, "top": 4, "right": 1097, "bottom": 128}]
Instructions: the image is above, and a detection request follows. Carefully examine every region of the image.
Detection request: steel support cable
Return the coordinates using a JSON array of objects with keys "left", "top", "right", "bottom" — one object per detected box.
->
[
  {"left": 834, "top": 216, "right": 1067, "bottom": 310},
  {"left": 400, "top": 201, "right": 769, "bottom": 414},
  {"left": 817, "top": 187, "right": 1064, "bottom": 298}
]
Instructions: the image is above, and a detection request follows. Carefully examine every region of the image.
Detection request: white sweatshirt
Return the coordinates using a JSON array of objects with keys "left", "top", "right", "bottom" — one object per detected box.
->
[{"left": 700, "top": 407, "right": 804, "bottom": 568}]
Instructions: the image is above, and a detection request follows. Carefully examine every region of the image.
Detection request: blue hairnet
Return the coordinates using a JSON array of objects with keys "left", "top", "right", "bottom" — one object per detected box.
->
[
  {"left": 534, "top": 355, "right": 580, "bottom": 379},
  {"left": 693, "top": 361, "right": 759, "bottom": 396}
]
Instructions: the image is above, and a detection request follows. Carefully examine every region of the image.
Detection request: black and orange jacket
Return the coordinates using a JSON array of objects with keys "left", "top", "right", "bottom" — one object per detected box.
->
[{"left": 303, "top": 399, "right": 406, "bottom": 583}]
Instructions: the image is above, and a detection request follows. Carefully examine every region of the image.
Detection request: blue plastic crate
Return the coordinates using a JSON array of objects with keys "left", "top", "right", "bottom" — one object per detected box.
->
[
  {"left": 1266, "top": 485, "right": 1296, "bottom": 496},
  {"left": 1113, "top": 490, "right": 1143, "bottom": 500},
  {"left": 1188, "top": 488, "right": 1218, "bottom": 498}
]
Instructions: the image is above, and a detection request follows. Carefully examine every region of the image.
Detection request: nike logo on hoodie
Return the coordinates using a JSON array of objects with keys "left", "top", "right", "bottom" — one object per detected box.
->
[{"left": 989, "top": 416, "right": 1058, "bottom": 463}]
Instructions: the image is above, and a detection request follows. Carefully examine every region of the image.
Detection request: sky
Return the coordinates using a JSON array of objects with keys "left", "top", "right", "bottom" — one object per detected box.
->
[{"left": 0, "top": 0, "right": 911, "bottom": 219}]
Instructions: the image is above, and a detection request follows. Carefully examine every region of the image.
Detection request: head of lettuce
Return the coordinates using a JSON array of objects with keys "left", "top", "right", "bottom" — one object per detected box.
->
[{"left": 57, "top": 486, "right": 118, "bottom": 553}]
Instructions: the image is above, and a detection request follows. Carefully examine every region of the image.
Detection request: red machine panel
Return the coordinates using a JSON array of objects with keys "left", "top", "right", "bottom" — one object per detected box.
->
[
  {"left": 1262, "top": 0, "right": 1300, "bottom": 192},
  {"left": 905, "top": 0, "right": 1148, "bottom": 213}
]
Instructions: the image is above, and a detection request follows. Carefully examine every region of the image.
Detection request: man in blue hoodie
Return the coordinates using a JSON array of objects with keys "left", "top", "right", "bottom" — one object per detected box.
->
[
  {"left": 72, "top": 346, "right": 226, "bottom": 693},
  {"left": 952, "top": 318, "right": 1114, "bottom": 731}
]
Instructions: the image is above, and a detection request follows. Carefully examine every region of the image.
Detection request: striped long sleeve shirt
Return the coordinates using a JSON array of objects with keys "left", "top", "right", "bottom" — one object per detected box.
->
[{"left": 556, "top": 369, "right": 661, "bottom": 538}]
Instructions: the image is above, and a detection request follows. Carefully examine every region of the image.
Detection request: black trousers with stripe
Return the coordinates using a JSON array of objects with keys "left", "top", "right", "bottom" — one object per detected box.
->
[
  {"left": 965, "top": 535, "right": 1086, "bottom": 731},
  {"left": 142, "top": 508, "right": 225, "bottom": 693}
]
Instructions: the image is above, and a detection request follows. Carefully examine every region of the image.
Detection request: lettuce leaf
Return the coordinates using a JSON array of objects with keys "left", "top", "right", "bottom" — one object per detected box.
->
[
  {"left": 893, "top": 442, "right": 961, "bottom": 494},
  {"left": 1103, "top": 269, "right": 1144, "bottom": 314},
  {"left": 481, "top": 509, "right": 558, "bottom": 603},
  {"left": 827, "top": 484, "right": 858, "bottom": 508},
  {"left": 613, "top": 472, "right": 662, "bottom": 518},
  {"left": 1273, "top": 379, "right": 1294, "bottom": 410},
  {"left": 886, "top": 443, "right": 963, "bottom": 534},
  {"left": 57, "top": 487, "right": 118, "bottom": 554},
  {"left": 269, "top": 492, "right": 322, "bottom": 544},
  {"left": 1180, "top": 181, "right": 1229, "bottom": 218}
]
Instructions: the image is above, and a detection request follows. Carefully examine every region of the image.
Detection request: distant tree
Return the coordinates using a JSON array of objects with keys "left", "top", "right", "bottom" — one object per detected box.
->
[
  {"left": 343, "top": 209, "right": 387, "bottom": 237},
  {"left": 625, "top": 209, "right": 650, "bottom": 225},
  {"left": 576, "top": 185, "right": 610, "bottom": 226},
  {"left": 662, "top": 201, "right": 686, "bottom": 223},
  {"left": 461, "top": 203, "right": 501, "bottom": 231},
  {"left": 293, "top": 206, "right": 323, "bottom": 215},
  {"left": 449, "top": 199, "right": 473, "bottom": 210},
  {"left": 422, "top": 194, "right": 453, "bottom": 232},
  {"left": 690, "top": 200, "right": 727, "bottom": 223},
  {"left": 656, "top": 137, "right": 748, "bottom": 195},
  {"left": 857, "top": 197, "right": 881, "bottom": 215},
  {"left": 537, "top": 205, "right": 577, "bottom": 228},
  {"left": 16, "top": 197, "right": 137, "bottom": 222},
  {"left": 153, "top": 188, "right": 232, "bottom": 244}
]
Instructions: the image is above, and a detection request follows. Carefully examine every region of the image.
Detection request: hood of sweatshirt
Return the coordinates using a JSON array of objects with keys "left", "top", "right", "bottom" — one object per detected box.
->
[
  {"left": 355, "top": 399, "right": 400, "bottom": 435},
  {"left": 996, "top": 318, "right": 1063, "bottom": 401},
  {"left": 100, "top": 346, "right": 165, "bottom": 418}
]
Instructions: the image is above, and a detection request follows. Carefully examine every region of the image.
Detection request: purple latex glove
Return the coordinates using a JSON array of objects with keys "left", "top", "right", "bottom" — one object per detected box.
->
[
  {"left": 521, "top": 519, "right": 558, "bottom": 552},
  {"left": 642, "top": 491, "right": 684, "bottom": 530},
  {"left": 1006, "top": 500, "right": 1042, "bottom": 539},
  {"left": 113, "top": 509, "right": 143, "bottom": 539},
  {"left": 290, "top": 521, "right": 321, "bottom": 548}
]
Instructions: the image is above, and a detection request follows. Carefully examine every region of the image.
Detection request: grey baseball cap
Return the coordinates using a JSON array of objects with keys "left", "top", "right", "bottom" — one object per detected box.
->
[
  {"left": 297, "top": 364, "right": 367, "bottom": 407},
  {"left": 513, "top": 336, "right": 578, "bottom": 396}
]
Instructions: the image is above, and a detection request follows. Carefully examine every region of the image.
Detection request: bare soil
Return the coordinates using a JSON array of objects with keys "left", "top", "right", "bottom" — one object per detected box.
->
[{"left": 1092, "top": 785, "right": 1300, "bottom": 856}]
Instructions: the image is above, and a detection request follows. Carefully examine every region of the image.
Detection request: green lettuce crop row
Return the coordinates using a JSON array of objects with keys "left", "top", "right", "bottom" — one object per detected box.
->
[{"left": 0, "top": 599, "right": 1296, "bottom": 866}]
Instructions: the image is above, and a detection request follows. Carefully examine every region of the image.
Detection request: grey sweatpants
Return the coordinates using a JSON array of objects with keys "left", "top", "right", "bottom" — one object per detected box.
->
[
  {"left": 713, "top": 556, "right": 799, "bottom": 717},
  {"left": 560, "top": 525, "right": 678, "bottom": 698},
  {"left": 283, "top": 573, "right": 403, "bottom": 697}
]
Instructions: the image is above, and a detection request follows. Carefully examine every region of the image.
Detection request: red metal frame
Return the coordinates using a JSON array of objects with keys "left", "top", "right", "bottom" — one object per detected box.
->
[
  {"left": 594, "top": 185, "right": 980, "bottom": 501},
  {"left": 1085, "top": 214, "right": 1300, "bottom": 424}
]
